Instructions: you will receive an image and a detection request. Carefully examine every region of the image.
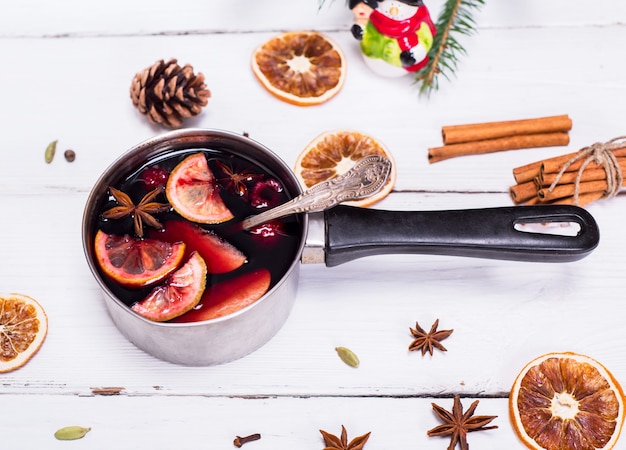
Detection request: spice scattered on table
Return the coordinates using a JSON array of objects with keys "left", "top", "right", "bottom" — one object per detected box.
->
[
  {"left": 335, "top": 346, "right": 360, "bottom": 368},
  {"left": 428, "top": 115, "right": 572, "bottom": 163},
  {"left": 233, "top": 433, "right": 261, "bottom": 447},
  {"left": 64, "top": 149, "right": 76, "bottom": 162},
  {"left": 409, "top": 319, "right": 453, "bottom": 356},
  {"left": 44, "top": 139, "right": 57, "bottom": 163},
  {"left": 427, "top": 395, "right": 498, "bottom": 450},
  {"left": 320, "top": 425, "right": 371, "bottom": 450},
  {"left": 510, "top": 136, "right": 626, "bottom": 207},
  {"left": 54, "top": 426, "right": 91, "bottom": 440}
]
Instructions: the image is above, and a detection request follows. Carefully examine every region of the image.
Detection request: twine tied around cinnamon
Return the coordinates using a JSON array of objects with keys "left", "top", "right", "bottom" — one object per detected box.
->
[{"left": 547, "top": 136, "right": 626, "bottom": 205}]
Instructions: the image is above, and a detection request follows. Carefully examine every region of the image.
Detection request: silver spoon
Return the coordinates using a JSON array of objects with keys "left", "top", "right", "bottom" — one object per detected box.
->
[{"left": 241, "top": 155, "right": 392, "bottom": 230}]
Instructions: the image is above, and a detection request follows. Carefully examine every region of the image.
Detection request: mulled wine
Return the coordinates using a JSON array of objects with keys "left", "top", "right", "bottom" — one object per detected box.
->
[{"left": 92, "top": 148, "right": 303, "bottom": 321}]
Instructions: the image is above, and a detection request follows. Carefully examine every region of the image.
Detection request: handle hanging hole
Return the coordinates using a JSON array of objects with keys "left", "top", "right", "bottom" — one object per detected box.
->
[{"left": 514, "top": 221, "right": 581, "bottom": 237}]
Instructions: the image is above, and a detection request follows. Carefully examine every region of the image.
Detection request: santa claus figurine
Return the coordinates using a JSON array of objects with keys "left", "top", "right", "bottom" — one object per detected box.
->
[{"left": 350, "top": 0, "right": 436, "bottom": 76}]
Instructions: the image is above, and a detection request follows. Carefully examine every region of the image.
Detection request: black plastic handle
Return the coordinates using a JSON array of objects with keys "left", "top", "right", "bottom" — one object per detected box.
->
[{"left": 323, "top": 205, "right": 600, "bottom": 267}]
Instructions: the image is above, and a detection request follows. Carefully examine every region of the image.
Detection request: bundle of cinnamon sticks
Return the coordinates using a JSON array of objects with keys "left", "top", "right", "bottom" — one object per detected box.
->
[
  {"left": 510, "top": 142, "right": 626, "bottom": 206},
  {"left": 428, "top": 115, "right": 572, "bottom": 163}
]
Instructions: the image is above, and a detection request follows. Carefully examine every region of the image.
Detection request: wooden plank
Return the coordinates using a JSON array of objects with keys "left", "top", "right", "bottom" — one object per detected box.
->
[
  {"left": 2, "top": 1, "right": 626, "bottom": 37},
  {"left": 1, "top": 394, "right": 517, "bottom": 448}
]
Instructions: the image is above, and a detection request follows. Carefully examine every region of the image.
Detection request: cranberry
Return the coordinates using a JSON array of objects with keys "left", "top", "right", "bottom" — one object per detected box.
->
[
  {"left": 141, "top": 166, "right": 169, "bottom": 189},
  {"left": 249, "top": 177, "right": 283, "bottom": 208}
]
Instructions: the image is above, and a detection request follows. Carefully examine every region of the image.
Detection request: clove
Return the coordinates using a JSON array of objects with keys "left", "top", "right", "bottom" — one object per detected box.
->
[{"left": 233, "top": 433, "right": 261, "bottom": 447}]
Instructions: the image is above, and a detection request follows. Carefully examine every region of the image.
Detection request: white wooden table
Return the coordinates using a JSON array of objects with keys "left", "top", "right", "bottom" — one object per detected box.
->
[{"left": 2, "top": 1, "right": 626, "bottom": 448}]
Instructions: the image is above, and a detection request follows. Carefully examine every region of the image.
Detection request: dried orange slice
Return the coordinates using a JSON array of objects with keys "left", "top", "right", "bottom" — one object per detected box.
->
[
  {"left": 294, "top": 130, "right": 396, "bottom": 207},
  {"left": 0, "top": 293, "right": 48, "bottom": 373},
  {"left": 510, "top": 351, "right": 625, "bottom": 450},
  {"left": 94, "top": 230, "right": 186, "bottom": 288},
  {"left": 166, "top": 153, "right": 234, "bottom": 224},
  {"left": 131, "top": 252, "right": 207, "bottom": 322},
  {"left": 251, "top": 31, "right": 346, "bottom": 106}
]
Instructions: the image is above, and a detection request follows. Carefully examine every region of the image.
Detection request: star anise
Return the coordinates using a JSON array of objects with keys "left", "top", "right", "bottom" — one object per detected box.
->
[
  {"left": 427, "top": 395, "right": 498, "bottom": 450},
  {"left": 102, "top": 186, "right": 170, "bottom": 238},
  {"left": 319, "top": 425, "right": 370, "bottom": 450},
  {"left": 409, "top": 318, "right": 453, "bottom": 356},
  {"left": 215, "top": 160, "right": 261, "bottom": 198}
]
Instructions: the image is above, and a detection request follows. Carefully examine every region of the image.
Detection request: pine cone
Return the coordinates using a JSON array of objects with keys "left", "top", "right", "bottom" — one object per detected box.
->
[{"left": 130, "top": 58, "right": 211, "bottom": 128}]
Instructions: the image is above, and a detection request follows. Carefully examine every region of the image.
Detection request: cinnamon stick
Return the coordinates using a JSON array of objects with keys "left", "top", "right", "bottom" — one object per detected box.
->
[
  {"left": 537, "top": 180, "right": 609, "bottom": 202},
  {"left": 542, "top": 151, "right": 626, "bottom": 174},
  {"left": 512, "top": 185, "right": 605, "bottom": 207},
  {"left": 442, "top": 115, "right": 572, "bottom": 145},
  {"left": 509, "top": 181, "right": 538, "bottom": 204},
  {"left": 513, "top": 149, "right": 626, "bottom": 183},
  {"left": 512, "top": 151, "right": 579, "bottom": 183},
  {"left": 428, "top": 132, "right": 570, "bottom": 164},
  {"left": 512, "top": 164, "right": 542, "bottom": 184},
  {"left": 522, "top": 196, "right": 541, "bottom": 205},
  {"left": 538, "top": 167, "right": 614, "bottom": 187},
  {"left": 550, "top": 191, "right": 605, "bottom": 207},
  {"left": 510, "top": 139, "right": 626, "bottom": 207}
]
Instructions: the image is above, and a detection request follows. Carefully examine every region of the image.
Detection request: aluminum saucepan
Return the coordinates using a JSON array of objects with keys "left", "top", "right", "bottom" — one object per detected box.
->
[{"left": 82, "top": 128, "right": 600, "bottom": 365}]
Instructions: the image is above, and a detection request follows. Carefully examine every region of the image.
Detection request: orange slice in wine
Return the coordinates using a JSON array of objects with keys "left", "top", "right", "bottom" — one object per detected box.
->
[
  {"left": 94, "top": 230, "right": 186, "bottom": 288},
  {"left": 172, "top": 269, "right": 270, "bottom": 322},
  {"left": 166, "top": 152, "right": 234, "bottom": 224},
  {"left": 131, "top": 252, "right": 207, "bottom": 322}
]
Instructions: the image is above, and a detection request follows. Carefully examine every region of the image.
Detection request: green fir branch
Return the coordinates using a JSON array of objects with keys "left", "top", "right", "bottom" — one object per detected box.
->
[
  {"left": 415, "top": 0, "right": 484, "bottom": 95},
  {"left": 317, "top": 0, "right": 335, "bottom": 9}
]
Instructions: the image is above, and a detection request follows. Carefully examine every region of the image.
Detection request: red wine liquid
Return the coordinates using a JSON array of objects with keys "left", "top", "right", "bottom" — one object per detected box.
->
[{"left": 95, "top": 148, "right": 303, "bottom": 314}]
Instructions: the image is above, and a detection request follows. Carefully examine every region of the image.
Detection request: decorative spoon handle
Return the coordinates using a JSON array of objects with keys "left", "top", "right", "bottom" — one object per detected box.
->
[{"left": 241, "top": 155, "right": 392, "bottom": 230}]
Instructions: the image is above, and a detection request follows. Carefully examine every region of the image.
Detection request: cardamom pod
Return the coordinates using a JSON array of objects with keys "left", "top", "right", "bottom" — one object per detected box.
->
[
  {"left": 45, "top": 140, "right": 58, "bottom": 164},
  {"left": 54, "top": 426, "right": 91, "bottom": 440},
  {"left": 335, "top": 346, "right": 359, "bottom": 368}
]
